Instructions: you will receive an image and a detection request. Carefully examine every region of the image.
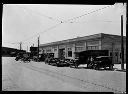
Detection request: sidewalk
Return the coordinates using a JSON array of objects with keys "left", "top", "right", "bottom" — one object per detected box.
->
[
  {"left": 113, "top": 64, "right": 126, "bottom": 72},
  {"left": 79, "top": 64, "right": 126, "bottom": 72}
]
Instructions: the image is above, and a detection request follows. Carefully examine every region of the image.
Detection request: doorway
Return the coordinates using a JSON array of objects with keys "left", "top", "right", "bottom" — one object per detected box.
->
[{"left": 59, "top": 48, "right": 65, "bottom": 59}]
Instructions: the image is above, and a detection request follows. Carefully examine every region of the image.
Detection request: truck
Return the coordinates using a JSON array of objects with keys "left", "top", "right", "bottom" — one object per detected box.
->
[{"left": 69, "top": 50, "right": 109, "bottom": 68}]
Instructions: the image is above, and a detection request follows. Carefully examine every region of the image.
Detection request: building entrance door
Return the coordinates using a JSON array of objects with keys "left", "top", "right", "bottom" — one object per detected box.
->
[
  {"left": 114, "top": 52, "right": 119, "bottom": 63},
  {"left": 59, "top": 48, "right": 65, "bottom": 59}
]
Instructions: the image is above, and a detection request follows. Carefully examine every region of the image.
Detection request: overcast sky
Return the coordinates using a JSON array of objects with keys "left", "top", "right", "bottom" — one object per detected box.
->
[{"left": 2, "top": 3, "right": 126, "bottom": 51}]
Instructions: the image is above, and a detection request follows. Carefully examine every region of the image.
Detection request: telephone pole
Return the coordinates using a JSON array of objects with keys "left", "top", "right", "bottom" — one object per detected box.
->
[
  {"left": 121, "top": 15, "right": 124, "bottom": 70},
  {"left": 27, "top": 46, "right": 28, "bottom": 52},
  {"left": 37, "top": 35, "right": 40, "bottom": 61},
  {"left": 20, "top": 42, "right": 22, "bottom": 51}
]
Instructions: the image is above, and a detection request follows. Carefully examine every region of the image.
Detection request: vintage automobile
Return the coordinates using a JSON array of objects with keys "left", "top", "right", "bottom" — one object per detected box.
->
[
  {"left": 70, "top": 50, "right": 109, "bottom": 68},
  {"left": 22, "top": 56, "right": 31, "bottom": 62},
  {"left": 64, "top": 59, "right": 71, "bottom": 65},
  {"left": 33, "top": 56, "right": 39, "bottom": 62},
  {"left": 44, "top": 53, "right": 54, "bottom": 64},
  {"left": 15, "top": 52, "right": 24, "bottom": 61},
  {"left": 56, "top": 58, "right": 70, "bottom": 67},
  {"left": 68, "top": 58, "right": 79, "bottom": 68},
  {"left": 91, "top": 56, "right": 113, "bottom": 70},
  {"left": 38, "top": 53, "right": 47, "bottom": 62},
  {"left": 22, "top": 53, "right": 31, "bottom": 62},
  {"left": 45, "top": 57, "right": 52, "bottom": 64},
  {"left": 48, "top": 58, "right": 59, "bottom": 66},
  {"left": 15, "top": 52, "right": 31, "bottom": 62},
  {"left": 15, "top": 55, "right": 22, "bottom": 61}
]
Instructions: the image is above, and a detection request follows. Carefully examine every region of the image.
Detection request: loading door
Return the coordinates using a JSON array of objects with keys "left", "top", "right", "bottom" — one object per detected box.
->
[{"left": 59, "top": 48, "right": 65, "bottom": 59}]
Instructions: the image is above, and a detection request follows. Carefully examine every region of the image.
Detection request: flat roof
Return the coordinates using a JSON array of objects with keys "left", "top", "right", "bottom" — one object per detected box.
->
[{"left": 40, "top": 33, "right": 126, "bottom": 47}]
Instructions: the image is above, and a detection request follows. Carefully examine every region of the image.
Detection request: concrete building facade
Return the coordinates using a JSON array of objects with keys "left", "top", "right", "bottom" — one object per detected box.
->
[{"left": 39, "top": 33, "right": 126, "bottom": 64}]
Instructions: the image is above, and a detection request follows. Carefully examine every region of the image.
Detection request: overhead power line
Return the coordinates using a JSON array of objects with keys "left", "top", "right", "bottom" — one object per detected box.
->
[
  {"left": 4, "top": 5, "right": 114, "bottom": 46},
  {"left": 17, "top": 5, "right": 62, "bottom": 23},
  {"left": 22, "top": 22, "right": 62, "bottom": 43},
  {"left": 66, "top": 20, "right": 121, "bottom": 24},
  {"left": 63, "top": 5, "right": 112, "bottom": 23}
]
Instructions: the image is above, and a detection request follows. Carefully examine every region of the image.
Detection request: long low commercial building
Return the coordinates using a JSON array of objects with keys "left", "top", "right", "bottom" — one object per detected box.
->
[{"left": 39, "top": 33, "right": 126, "bottom": 64}]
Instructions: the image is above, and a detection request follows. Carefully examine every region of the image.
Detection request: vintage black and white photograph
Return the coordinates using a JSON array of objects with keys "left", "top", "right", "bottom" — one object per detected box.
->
[{"left": 2, "top": 3, "right": 126, "bottom": 93}]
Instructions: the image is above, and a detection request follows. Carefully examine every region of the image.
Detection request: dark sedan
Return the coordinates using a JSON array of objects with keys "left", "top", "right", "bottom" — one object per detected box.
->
[
  {"left": 49, "top": 58, "right": 60, "bottom": 66},
  {"left": 56, "top": 59, "right": 70, "bottom": 67}
]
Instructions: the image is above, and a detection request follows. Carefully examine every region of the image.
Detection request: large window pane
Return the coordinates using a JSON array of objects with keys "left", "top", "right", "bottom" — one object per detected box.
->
[{"left": 68, "top": 51, "right": 72, "bottom": 57}]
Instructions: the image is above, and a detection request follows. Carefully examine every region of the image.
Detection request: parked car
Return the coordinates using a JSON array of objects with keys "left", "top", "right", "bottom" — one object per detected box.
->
[
  {"left": 33, "top": 56, "right": 38, "bottom": 62},
  {"left": 15, "top": 55, "right": 22, "bottom": 61},
  {"left": 44, "top": 53, "right": 54, "bottom": 64},
  {"left": 38, "top": 54, "right": 47, "bottom": 62},
  {"left": 15, "top": 52, "right": 24, "bottom": 61},
  {"left": 56, "top": 58, "right": 70, "bottom": 67},
  {"left": 68, "top": 58, "right": 79, "bottom": 68},
  {"left": 45, "top": 57, "right": 50, "bottom": 64},
  {"left": 71, "top": 50, "right": 109, "bottom": 68},
  {"left": 49, "top": 58, "right": 60, "bottom": 66},
  {"left": 64, "top": 59, "right": 71, "bottom": 65},
  {"left": 91, "top": 56, "right": 113, "bottom": 70},
  {"left": 22, "top": 53, "right": 31, "bottom": 62}
]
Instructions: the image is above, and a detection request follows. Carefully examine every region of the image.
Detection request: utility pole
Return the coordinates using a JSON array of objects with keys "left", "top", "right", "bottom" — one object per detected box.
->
[
  {"left": 112, "top": 42, "right": 114, "bottom": 69},
  {"left": 20, "top": 42, "right": 22, "bottom": 51},
  {"left": 121, "top": 15, "right": 124, "bottom": 70},
  {"left": 37, "top": 35, "right": 40, "bottom": 61},
  {"left": 27, "top": 46, "right": 28, "bottom": 52}
]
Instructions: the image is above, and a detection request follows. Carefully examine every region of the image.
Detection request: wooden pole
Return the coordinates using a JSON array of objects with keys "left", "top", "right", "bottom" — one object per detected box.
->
[
  {"left": 121, "top": 15, "right": 124, "bottom": 70},
  {"left": 37, "top": 36, "right": 40, "bottom": 61}
]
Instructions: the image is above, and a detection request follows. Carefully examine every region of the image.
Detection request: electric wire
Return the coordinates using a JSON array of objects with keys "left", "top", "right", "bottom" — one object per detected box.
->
[
  {"left": 21, "top": 6, "right": 112, "bottom": 44},
  {"left": 67, "top": 20, "right": 121, "bottom": 24},
  {"left": 63, "top": 5, "right": 113, "bottom": 23},
  {"left": 3, "top": 5, "right": 117, "bottom": 49},
  {"left": 16, "top": 5, "right": 62, "bottom": 23},
  {"left": 22, "top": 22, "right": 62, "bottom": 44}
]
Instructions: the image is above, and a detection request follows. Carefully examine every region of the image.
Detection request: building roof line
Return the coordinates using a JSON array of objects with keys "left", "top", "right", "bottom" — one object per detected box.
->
[
  {"left": 40, "top": 33, "right": 102, "bottom": 47},
  {"left": 40, "top": 33, "right": 126, "bottom": 47}
]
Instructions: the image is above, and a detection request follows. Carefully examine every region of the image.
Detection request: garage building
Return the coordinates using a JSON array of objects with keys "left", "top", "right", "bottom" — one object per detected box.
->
[{"left": 39, "top": 33, "right": 126, "bottom": 64}]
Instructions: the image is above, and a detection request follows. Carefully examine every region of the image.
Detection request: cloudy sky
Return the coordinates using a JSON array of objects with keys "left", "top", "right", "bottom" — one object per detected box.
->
[{"left": 2, "top": 3, "right": 126, "bottom": 51}]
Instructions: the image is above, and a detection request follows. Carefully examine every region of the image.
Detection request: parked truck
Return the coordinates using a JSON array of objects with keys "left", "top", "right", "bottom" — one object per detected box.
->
[{"left": 69, "top": 50, "right": 110, "bottom": 68}]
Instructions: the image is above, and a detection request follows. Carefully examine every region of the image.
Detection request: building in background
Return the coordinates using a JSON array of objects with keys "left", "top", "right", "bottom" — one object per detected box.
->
[
  {"left": 2, "top": 47, "right": 26, "bottom": 57},
  {"left": 39, "top": 33, "right": 126, "bottom": 64}
]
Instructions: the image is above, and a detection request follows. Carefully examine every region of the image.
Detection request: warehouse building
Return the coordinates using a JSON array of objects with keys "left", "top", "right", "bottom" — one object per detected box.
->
[
  {"left": 39, "top": 33, "right": 126, "bottom": 64},
  {"left": 2, "top": 47, "right": 26, "bottom": 57}
]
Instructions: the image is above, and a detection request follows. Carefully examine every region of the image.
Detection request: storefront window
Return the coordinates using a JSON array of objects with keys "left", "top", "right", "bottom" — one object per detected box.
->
[
  {"left": 87, "top": 46, "right": 98, "bottom": 50},
  {"left": 68, "top": 51, "right": 72, "bottom": 57},
  {"left": 110, "top": 52, "right": 112, "bottom": 56}
]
